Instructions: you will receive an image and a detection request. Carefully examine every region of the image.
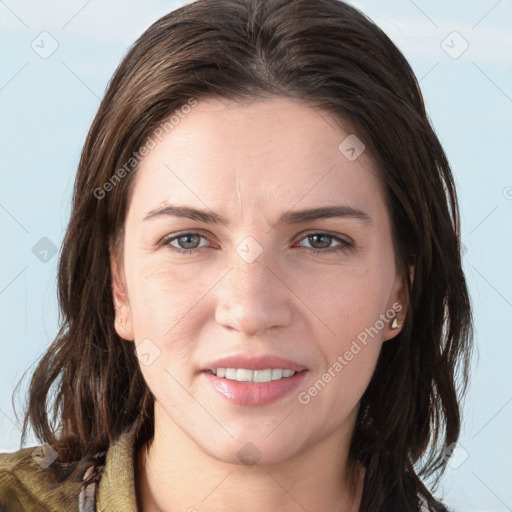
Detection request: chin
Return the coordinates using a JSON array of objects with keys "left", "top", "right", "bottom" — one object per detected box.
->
[{"left": 200, "top": 432, "right": 304, "bottom": 468}]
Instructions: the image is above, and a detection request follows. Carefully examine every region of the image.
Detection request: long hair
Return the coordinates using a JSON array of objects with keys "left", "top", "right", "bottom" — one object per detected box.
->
[{"left": 18, "top": 1, "right": 473, "bottom": 510}]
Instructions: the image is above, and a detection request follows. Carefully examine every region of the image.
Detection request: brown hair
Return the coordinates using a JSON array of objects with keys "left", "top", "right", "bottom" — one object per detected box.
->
[{"left": 17, "top": 0, "right": 473, "bottom": 510}]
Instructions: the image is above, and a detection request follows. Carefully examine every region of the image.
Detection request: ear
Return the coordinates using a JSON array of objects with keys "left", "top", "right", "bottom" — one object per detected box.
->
[
  {"left": 109, "top": 243, "right": 135, "bottom": 341},
  {"left": 382, "top": 264, "right": 414, "bottom": 342}
]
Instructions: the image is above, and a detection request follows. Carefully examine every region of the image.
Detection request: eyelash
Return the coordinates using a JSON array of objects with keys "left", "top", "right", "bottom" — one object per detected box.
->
[{"left": 159, "top": 231, "right": 354, "bottom": 256}]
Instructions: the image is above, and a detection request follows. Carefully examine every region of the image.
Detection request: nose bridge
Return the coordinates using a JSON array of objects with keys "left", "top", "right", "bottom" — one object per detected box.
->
[{"left": 214, "top": 246, "right": 292, "bottom": 335}]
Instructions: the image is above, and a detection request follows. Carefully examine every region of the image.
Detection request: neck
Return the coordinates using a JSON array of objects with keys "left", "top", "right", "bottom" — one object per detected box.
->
[{"left": 136, "top": 403, "right": 365, "bottom": 512}]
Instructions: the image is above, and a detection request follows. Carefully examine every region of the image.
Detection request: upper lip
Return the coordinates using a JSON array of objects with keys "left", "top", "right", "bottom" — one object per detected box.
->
[{"left": 203, "top": 354, "right": 307, "bottom": 372}]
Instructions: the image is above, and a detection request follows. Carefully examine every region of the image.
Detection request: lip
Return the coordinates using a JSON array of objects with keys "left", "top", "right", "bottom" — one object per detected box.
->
[
  {"left": 202, "top": 354, "right": 307, "bottom": 372},
  {"left": 203, "top": 369, "right": 308, "bottom": 406}
]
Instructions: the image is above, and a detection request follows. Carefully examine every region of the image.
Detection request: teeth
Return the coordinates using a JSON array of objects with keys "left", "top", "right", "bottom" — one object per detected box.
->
[{"left": 211, "top": 368, "right": 297, "bottom": 383}]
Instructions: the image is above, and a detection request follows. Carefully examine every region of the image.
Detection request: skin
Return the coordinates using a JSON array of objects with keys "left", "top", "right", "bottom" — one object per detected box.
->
[{"left": 110, "top": 96, "right": 408, "bottom": 512}]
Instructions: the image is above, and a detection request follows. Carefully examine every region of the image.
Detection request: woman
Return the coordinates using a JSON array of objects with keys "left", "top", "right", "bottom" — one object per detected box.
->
[{"left": 0, "top": 0, "right": 473, "bottom": 510}]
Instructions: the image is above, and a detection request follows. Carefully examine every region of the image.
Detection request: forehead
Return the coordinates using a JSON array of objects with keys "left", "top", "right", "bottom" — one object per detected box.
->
[{"left": 128, "top": 96, "right": 387, "bottom": 222}]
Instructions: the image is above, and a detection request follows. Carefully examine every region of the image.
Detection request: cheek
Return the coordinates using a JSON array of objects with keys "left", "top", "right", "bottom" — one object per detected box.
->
[
  {"left": 124, "top": 261, "right": 211, "bottom": 399},
  {"left": 297, "top": 261, "right": 391, "bottom": 342},
  {"left": 297, "top": 266, "right": 387, "bottom": 418},
  {"left": 125, "top": 259, "right": 199, "bottom": 338},
  {"left": 295, "top": 258, "right": 394, "bottom": 407}
]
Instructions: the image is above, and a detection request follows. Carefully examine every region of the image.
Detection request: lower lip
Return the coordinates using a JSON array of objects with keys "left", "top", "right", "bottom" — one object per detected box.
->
[{"left": 202, "top": 370, "right": 308, "bottom": 406}]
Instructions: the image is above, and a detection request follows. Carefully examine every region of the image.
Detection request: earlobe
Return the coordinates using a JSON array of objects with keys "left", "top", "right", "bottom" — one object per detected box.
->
[
  {"left": 383, "top": 264, "right": 414, "bottom": 342},
  {"left": 109, "top": 246, "right": 135, "bottom": 341},
  {"left": 115, "top": 304, "right": 134, "bottom": 340},
  {"left": 383, "top": 307, "right": 403, "bottom": 342}
]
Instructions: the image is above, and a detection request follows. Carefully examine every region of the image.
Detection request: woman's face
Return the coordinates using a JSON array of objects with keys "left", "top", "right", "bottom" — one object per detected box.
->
[{"left": 111, "top": 96, "right": 406, "bottom": 465}]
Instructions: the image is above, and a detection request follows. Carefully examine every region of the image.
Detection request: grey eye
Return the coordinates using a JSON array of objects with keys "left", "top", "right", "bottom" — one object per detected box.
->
[
  {"left": 305, "top": 234, "right": 333, "bottom": 249},
  {"left": 173, "top": 234, "right": 203, "bottom": 249}
]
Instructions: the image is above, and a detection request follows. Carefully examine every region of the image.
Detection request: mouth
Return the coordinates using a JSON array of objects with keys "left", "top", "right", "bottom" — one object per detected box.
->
[
  {"left": 202, "top": 368, "right": 308, "bottom": 406},
  {"left": 207, "top": 367, "right": 302, "bottom": 383}
]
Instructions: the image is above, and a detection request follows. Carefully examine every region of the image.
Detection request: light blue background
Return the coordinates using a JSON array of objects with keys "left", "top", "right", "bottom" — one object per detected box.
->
[{"left": 1, "top": 1, "right": 511, "bottom": 510}]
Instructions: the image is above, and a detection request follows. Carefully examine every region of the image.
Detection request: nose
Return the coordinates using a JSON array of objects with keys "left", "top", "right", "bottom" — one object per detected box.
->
[{"left": 214, "top": 252, "right": 294, "bottom": 336}]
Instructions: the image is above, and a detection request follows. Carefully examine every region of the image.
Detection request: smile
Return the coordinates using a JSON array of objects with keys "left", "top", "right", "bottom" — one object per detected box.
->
[{"left": 210, "top": 368, "right": 296, "bottom": 383}]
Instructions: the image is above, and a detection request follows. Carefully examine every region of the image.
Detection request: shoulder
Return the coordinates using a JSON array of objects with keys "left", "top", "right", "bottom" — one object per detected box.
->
[
  {"left": 0, "top": 424, "right": 140, "bottom": 512},
  {"left": 0, "top": 445, "right": 88, "bottom": 512}
]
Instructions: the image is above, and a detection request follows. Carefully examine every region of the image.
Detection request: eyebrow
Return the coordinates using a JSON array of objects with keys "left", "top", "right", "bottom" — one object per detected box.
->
[{"left": 143, "top": 204, "right": 372, "bottom": 226}]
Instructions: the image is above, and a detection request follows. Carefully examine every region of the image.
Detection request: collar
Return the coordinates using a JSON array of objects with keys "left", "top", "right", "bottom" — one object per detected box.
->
[{"left": 83, "top": 423, "right": 141, "bottom": 512}]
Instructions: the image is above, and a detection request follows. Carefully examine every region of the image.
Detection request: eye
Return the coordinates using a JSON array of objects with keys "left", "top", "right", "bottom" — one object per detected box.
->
[
  {"left": 295, "top": 232, "right": 353, "bottom": 254},
  {"left": 159, "top": 231, "right": 353, "bottom": 256},
  {"left": 160, "top": 232, "right": 211, "bottom": 254}
]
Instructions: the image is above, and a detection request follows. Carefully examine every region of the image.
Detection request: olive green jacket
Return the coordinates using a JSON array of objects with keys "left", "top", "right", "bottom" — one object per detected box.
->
[{"left": 0, "top": 424, "right": 139, "bottom": 511}]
